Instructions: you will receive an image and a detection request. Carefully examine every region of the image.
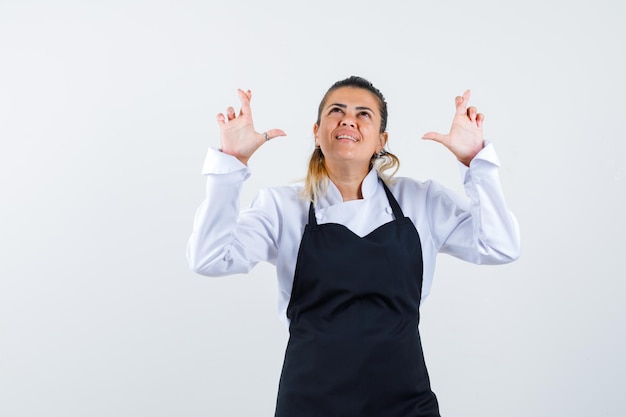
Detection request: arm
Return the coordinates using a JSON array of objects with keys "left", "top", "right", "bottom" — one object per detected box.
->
[
  {"left": 422, "top": 90, "right": 520, "bottom": 264},
  {"left": 186, "top": 89, "right": 286, "bottom": 275},
  {"left": 426, "top": 143, "right": 520, "bottom": 264},
  {"left": 186, "top": 150, "right": 281, "bottom": 275}
]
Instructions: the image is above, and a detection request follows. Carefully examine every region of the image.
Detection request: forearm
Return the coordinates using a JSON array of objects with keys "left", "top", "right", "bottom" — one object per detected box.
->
[
  {"left": 186, "top": 169, "right": 253, "bottom": 276},
  {"left": 437, "top": 143, "right": 521, "bottom": 264},
  {"left": 462, "top": 146, "right": 520, "bottom": 263}
]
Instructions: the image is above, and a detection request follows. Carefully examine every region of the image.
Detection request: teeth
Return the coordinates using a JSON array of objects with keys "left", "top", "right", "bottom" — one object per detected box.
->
[{"left": 336, "top": 135, "right": 357, "bottom": 141}]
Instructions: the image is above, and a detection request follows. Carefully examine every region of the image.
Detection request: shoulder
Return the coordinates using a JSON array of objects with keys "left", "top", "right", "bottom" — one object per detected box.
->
[
  {"left": 386, "top": 175, "right": 436, "bottom": 197},
  {"left": 386, "top": 175, "right": 464, "bottom": 209},
  {"left": 259, "top": 181, "right": 306, "bottom": 203},
  {"left": 250, "top": 182, "right": 309, "bottom": 215},
  {"left": 250, "top": 182, "right": 309, "bottom": 243}
]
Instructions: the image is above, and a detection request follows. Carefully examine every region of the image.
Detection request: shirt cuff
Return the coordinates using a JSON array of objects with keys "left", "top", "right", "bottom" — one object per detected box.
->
[
  {"left": 201, "top": 147, "right": 251, "bottom": 179},
  {"left": 457, "top": 141, "right": 500, "bottom": 181}
]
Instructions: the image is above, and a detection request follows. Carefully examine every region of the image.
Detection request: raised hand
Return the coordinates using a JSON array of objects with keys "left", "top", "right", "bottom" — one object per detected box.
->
[
  {"left": 216, "top": 89, "right": 286, "bottom": 165},
  {"left": 422, "top": 90, "right": 484, "bottom": 166}
]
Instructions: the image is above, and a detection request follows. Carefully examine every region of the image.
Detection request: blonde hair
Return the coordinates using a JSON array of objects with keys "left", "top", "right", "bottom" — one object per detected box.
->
[{"left": 302, "top": 148, "right": 400, "bottom": 204}]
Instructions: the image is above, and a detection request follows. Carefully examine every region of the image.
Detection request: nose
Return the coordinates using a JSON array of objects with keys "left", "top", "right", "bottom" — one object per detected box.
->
[{"left": 341, "top": 117, "right": 355, "bottom": 128}]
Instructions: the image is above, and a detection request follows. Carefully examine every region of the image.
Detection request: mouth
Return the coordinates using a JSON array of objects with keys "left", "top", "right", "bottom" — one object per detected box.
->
[{"left": 335, "top": 134, "right": 359, "bottom": 142}]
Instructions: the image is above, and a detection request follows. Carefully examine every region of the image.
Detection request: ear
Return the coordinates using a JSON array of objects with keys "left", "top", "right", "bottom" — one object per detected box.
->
[
  {"left": 378, "top": 132, "right": 389, "bottom": 153},
  {"left": 313, "top": 124, "right": 319, "bottom": 146}
]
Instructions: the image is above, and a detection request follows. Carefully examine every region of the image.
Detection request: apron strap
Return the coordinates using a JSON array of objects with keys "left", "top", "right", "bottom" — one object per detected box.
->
[
  {"left": 380, "top": 179, "right": 405, "bottom": 220},
  {"left": 308, "top": 201, "right": 317, "bottom": 226}
]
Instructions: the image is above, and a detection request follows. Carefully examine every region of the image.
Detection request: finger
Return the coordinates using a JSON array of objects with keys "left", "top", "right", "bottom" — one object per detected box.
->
[
  {"left": 455, "top": 89, "right": 471, "bottom": 115},
  {"left": 238, "top": 88, "right": 252, "bottom": 116},
  {"left": 422, "top": 131, "right": 447, "bottom": 144},
  {"left": 467, "top": 106, "right": 478, "bottom": 122},
  {"left": 226, "top": 106, "right": 236, "bottom": 121},
  {"left": 216, "top": 113, "right": 225, "bottom": 125},
  {"left": 476, "top": 113, "right": 485, "bottom": 128}
]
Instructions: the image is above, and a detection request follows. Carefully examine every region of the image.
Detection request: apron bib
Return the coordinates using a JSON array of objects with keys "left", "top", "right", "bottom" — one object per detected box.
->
[{"left": 275, "top": 180, "right": 440, "bottom": 417}]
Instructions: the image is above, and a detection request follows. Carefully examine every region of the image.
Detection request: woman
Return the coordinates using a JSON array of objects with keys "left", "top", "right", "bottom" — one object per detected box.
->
[{"left": 187, "top": 76, "right": 520, "bottom": 416}]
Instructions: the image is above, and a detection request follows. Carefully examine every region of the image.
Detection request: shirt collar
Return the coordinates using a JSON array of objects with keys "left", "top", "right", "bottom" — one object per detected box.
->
[
  {"left": 361, "top": 168, "right": 380, "bottom": 199},
  {"left": 322, "top": 168, "right": 380, "bottom": 206}
]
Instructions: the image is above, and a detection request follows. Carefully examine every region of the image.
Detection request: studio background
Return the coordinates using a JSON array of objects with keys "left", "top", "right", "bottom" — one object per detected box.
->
[{"left": 1, "top": 1, "right": 624, "bottom": 416}]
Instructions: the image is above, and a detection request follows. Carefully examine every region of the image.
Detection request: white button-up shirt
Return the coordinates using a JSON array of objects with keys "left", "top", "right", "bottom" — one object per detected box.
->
[{"left": 187, "top": 143, "right": 520, "bottom": 327}]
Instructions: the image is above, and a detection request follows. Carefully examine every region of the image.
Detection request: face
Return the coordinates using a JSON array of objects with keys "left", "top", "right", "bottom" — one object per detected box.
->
[{"left": 313, "top": 87, "right": 388, "bottom": 172}]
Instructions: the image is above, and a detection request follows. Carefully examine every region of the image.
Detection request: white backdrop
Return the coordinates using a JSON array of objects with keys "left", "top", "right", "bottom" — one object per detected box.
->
[{"left": 1, "top": 0, "right": 624, "bottom": 416}]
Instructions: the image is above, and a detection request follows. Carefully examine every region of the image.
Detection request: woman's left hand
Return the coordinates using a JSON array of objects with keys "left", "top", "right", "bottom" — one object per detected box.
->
[{"left": 422, "top": 90, "right": 484, "bottom": 166}]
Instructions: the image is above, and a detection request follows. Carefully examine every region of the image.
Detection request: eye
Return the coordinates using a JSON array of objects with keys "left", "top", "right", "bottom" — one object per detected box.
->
[
  {"left": 359, "top": 111, "right": 371, "bottom": 118},
  {"left": 329, "top": 107, "right": 343, "bottom": 114}
]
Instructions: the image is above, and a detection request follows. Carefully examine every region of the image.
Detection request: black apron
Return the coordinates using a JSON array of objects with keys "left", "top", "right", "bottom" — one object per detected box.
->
[{"left": 274, "top": 180, "right": 440, "bottom": 417}]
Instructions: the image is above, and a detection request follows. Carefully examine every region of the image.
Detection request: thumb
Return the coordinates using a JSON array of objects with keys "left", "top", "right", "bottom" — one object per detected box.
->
[
  {"left": 422, "top": 131, "right": 447, "bottom": 144},
  {"left": 265, "top": 128, "right": 287, "bottom": 140}
]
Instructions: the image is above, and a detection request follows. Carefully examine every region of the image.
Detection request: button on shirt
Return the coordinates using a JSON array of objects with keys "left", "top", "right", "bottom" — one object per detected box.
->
[{"left": 187, "top": 143, "right": 521, "bottom": 328}]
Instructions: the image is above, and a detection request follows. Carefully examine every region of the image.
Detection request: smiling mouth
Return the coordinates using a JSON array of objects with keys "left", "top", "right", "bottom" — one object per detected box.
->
[{"left": 336, "top": 134, "right": 358, "bottom": 142}]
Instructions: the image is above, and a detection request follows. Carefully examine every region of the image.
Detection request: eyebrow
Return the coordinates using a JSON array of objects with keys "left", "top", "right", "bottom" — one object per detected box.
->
[{"left": 327, "top": 103, "right": 375, "bottom": 113}]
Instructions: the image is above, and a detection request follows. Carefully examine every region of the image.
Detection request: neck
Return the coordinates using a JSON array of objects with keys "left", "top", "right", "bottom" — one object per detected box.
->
[{"left": 326, "top": 162, "right": 371, "bottom": 202}]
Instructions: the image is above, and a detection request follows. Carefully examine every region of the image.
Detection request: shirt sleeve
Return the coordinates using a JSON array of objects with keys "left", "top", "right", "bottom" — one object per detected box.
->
[
  {"left": 186, "top": 148, "right": 280, "bottom": 276},
  {"left": 427, "top": 142, "right": 521, "bottom": 265}
]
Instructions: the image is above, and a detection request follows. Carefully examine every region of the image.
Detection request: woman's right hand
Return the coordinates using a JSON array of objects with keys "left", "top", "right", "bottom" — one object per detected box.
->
[{"left": 216, "top": 89, "right": 286, "bottom": 165}]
